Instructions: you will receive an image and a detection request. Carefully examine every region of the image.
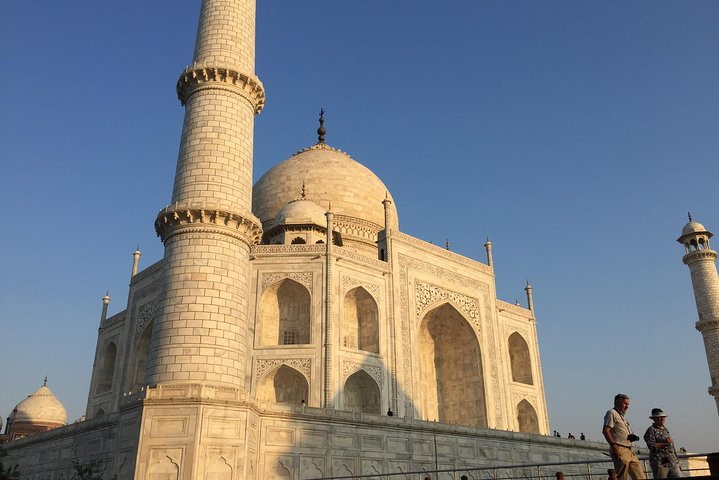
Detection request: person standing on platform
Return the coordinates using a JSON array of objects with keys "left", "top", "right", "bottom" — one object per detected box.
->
[
  {"left": 644, "top": 408, "right": 682, "bottom": 478},
  {"left": 602, "top": 394, "right": 645, "bottom": 480}
]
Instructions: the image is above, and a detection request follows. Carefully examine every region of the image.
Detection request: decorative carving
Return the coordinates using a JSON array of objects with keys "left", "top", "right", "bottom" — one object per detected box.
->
[
  {"left": 261, "top": 272, "right": 313, "bottom": 292},
  {"left": 341, "top": 361, "right": 383, "bottom": 387},
  {"left": 135, "top": 299, "right": 158, "bottom": 337},
  {"left": 255, "top": 358, "right": 311, "bottom": 384},
  {"left": 415, "top": 281, "right": 479, "bottom": 329},
  {"left": 154, "top": 205, "right": 263, "bottom": 246},
  {"left": 511, "top": 392, "right": 537, "bottom": 408},
  {"left": 342, "top": 277, "right": 380, "bottom": 301},
  {"left": 176, "top": 65, "right": 265, "bottom": 114}
]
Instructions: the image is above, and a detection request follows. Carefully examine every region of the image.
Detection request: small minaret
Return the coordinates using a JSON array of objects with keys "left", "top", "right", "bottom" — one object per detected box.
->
[
  {"left": 524, "top": 280, "right": 534, "bottom": 313},
  {"left": 131, "top": 246, "right": 141, "bottom": 277},
  {"left": 100, "top": 291, "right": 111, "bottom": 324},
  {"left": 677, "top": 214, "right": 719, "bottom": 414},
  {"left": 484, "top": 238, "right": 493, "bottom": 267},
  {"left": 324, "top": 207, "right": 335, "bottom": 407}
]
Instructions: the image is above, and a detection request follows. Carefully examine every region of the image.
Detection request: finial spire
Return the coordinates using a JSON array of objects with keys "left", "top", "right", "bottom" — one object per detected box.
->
[
  {"left": 301, "top": 181, "right": 306, "bottom": 199},
  {"left": 317, "top": 108, "right": 326, "bottom": 144},
  {"left": 445, "top": 239, "right": 450, "bottom": 250},
  {"left": 43, "top": 376, "right": 48, "bottom": 387},
  {"left": 688, "top": 211, "right": 693, "bottom": 222}
]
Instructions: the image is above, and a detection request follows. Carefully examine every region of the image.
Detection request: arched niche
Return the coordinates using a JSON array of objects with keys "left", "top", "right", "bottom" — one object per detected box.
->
[
  {"left": 256, "top": 365, "right": 308, "bottom": 404},
  {"left": 95, "top": 341, "right": 117, "bottom": 394},
  {"left": 259, "top": 279, "right": 311, "bottom": 346},
  {"left": 517, "top": 399, "right": 540, "bottom": 434},
  {"left": 508, "top": 332, "right": 533, "bottom": 385},
  {"left": 418, "top": 303, "right": 487, "bottom": 427},
  {"left": 343, "top": 370, "right": 381, "bottom": 414},
  {"left": 131, "top": 320, "right": 153, "bottom": 392},
  {"left": 342, "top": 287, "right": 379, "bottom": 353}
]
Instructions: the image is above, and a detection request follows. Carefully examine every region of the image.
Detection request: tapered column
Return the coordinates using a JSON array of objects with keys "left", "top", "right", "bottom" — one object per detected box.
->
[{"left": 147, "top": 0, "right": 264, "bottom": 389}]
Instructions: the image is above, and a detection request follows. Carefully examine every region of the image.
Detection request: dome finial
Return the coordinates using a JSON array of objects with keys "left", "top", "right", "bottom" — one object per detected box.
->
[
  {"left": 688, "top": 211, "right": 693, "bottom": 222},
  {"left": 301, "top": 181, "right": 306, "bottom": 199},
  {"left": 43, "top": 376, "right": 48, "bottom": 387},
  {"left": 317, "top": 108, "right": 326, "bottom": 144}
]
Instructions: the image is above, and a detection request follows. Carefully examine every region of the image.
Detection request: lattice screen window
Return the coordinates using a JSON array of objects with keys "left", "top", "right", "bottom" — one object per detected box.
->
[{"left": 282, "top": 330, "right": 298, "bottom": 345}]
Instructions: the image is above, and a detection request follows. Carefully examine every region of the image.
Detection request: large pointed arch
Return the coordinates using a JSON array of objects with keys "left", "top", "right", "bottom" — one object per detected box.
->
[
  {"left": 256, "top": 365, "right": 308, "bottom": 404},
  {"left": 343, "top": 370, "right": 381, "bottom": 414},
  {"left": 259, "top": 279, "right": 311, "bottom": 346},
  {"left": 342, "top": 287, "right": 379, "bottom": 353},
  {"left": 95, "top": 341, "right": 117, "bottom": 394},
  {"left": 508, "top": 332, "right": 533, "bottom": 385},
  {"left": 418, "top": 303, "right": 487, "bottom": 427},
  {"left": 517, "top": 399, "right": 540, "bottom": 434}
]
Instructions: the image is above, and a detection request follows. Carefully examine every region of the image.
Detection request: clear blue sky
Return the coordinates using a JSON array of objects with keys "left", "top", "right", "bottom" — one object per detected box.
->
[{"left": 1, "top": 1, "right": 718, "bottom": 453}]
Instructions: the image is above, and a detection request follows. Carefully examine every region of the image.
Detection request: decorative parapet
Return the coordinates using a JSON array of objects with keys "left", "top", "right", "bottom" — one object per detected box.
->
[
  {"left": 144, "top": 383, "right": 248, "bottom": 403},
  {"left": 335, "top": 248, "right": 388, "bottom": 270},
  {"left": 251, "top": 244, "right": 326, "bottom": 255},
  {"left": 696, "top": 318, "right": 719, "bottom": 333},
  {"left": 496, "top": 300, "right": 533, "bottom": 319},
  {"left": 683, "top": 249, "right": 718, "bottom": 265},
  {"left": 393, "top": 231, "right": 493, "bottom": 275},
  {"left": 154, "top": 205, "right": 263, "bottom": 246},
  {"left": 176, "top": 64, "right": 265, "bottom": 114}
]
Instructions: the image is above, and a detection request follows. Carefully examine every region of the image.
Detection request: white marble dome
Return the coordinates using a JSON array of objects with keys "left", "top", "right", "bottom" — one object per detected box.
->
[
  {"left": 253, "top": 143, "right": 398, "bottom": 231},
  {"left": 682, "top": 220, "right": 711, "bottom": 237},
  {"left": 10, "top": 384, "right": 68, "bottom": 426}
]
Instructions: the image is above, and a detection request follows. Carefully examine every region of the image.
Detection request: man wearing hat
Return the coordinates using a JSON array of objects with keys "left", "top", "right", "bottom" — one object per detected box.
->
[{"left": 643, "top": 408, "right": 682, "bottom": 478}]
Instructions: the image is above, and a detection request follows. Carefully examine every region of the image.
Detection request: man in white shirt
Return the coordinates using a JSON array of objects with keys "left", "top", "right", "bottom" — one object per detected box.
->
[{"left": 602, "top": 394, "right": 646, "bottom": 480}]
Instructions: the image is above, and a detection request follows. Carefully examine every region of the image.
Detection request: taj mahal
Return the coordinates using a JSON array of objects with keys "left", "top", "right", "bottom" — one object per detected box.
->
[{"left": 3, "top": 1, "right": 718, "bottom": 479}]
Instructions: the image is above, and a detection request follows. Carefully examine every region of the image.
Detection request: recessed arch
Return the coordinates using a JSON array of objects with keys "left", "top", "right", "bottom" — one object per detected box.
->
[
  {"left": 131, "top": 320, "right": 153, "bottom": 392},
  {"left": 343, "top": 370, "right": 381, "bottom": 414},
  {"left": 259, "top": 279, "right": 311, "bottom": 346},
  {"left": 517, "top": 399, "right": 540, "bottom": 434},
  {"left": 508, "top": 332, "right": 533, "bottom": 385},
  {"left": 256, "top": 365, "right": 308, "bottom": 404},
  {"left": 342, "top": 287, "right": 379, "bottom": 353},
  {"left": 95, "top": 341, "right": 117, "bottom": 394},
  {"left": 418, "top": 303, "right": 487, "bottom": 427}
]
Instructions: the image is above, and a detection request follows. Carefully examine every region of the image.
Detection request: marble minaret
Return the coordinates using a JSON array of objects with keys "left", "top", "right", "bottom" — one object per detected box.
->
[
  {"left": 678, "top": 216, "right": 719, "bottom": 414},
  {"left": 136, "top": 1, "right": 265, "bottom": 477},
  {"left": 148, "top": 0, "right": 265, "bottom": 389}
]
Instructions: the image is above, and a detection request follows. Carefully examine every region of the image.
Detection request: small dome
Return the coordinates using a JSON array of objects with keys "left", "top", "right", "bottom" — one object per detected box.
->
[
  {"left": 682, "top": 220, "right": 708, "bottom": 237},
  {"left": 10, "top": 384, "right": 67, "bottom": 426},
  {"left": 274, "top": 198, "right": 327, "bottom": 229}
]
